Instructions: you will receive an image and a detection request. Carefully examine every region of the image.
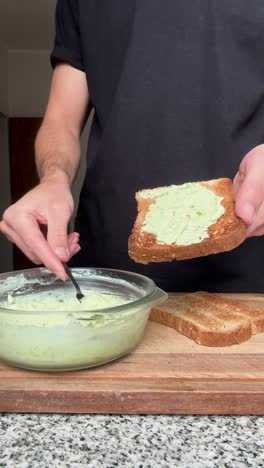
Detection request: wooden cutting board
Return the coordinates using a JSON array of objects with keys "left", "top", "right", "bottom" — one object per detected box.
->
[{"left": 1, "top": 293, "right": 264, "bottom": 415}]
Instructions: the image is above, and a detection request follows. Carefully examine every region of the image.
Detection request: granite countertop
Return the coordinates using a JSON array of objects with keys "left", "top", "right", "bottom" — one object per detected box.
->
[{"left": 0, "top": 414, "right": 264, "bottom": 467}]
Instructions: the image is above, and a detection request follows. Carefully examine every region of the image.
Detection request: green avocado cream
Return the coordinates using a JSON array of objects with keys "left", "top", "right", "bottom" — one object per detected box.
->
[
  {"left": 140, "top": 183, "right": 225, "bottom": 245},
  {"left": 0, "top": 286, "right": 148, "bottom": 371}
]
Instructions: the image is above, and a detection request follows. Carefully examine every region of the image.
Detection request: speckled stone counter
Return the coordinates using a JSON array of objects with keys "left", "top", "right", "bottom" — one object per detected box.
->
[{"left": 0, "top": 414, "right": 264, "bottom": 467}]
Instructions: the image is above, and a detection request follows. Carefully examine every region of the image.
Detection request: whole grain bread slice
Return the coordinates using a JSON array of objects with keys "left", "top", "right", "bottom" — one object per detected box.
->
[
  {"left": 128, "top": 178, "right": 247, "bottom": 264},
  {"left": 150, "top": 293, "right": 254, "bottom": 347}
]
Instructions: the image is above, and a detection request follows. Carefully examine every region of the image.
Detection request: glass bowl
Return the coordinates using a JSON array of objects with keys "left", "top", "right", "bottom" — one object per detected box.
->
[{"left": 0, "top": 267, "right": 167, "bottom": 371}]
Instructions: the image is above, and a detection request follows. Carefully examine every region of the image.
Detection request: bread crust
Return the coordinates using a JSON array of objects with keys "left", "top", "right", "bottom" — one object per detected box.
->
[
  {"left": 195, "top": 291, "right": 264, "bottom": 335},
  {"left": 149, "top": 292, "right": 262, "bottom": 347},
  {"left": 128, "top": 178, "right": 247, "bottom": 263},
  {"left": 150, "top": 306, "right": 251, "bottom": 346}
]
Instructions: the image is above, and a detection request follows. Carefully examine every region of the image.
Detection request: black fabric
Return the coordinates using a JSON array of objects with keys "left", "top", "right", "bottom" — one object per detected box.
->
[
  {"left": 51, "top": 0, "right": 84, "bottom": 71},
  {"left": 51, "top": 0, "right": 264, "bottom": 292}
]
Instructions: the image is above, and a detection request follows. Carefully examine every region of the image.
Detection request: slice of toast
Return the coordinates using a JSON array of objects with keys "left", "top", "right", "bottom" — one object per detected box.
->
[
  {"left": 193, "top": 291, "right": 264, "bottom": 335},
  {"left": 128, "top": 178, "right": 247, "bottom": 264},
  {"left": 150, "top": 292, "right": 264, "bottom": 347}
]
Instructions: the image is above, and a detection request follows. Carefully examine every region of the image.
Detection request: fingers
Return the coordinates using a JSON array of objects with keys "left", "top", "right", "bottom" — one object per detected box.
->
[
  {"left": 235, "top": 168, "right": 263, "bottom": 225},
  {"left": 70, "top": 243, "right": 81, "bottom": 257},
  {"left": 247, "top": 202, "right": 264, "bottom": 237},
  {"left": 0, "top": 181, "right": 79, "bottom": 279},
  {"left": 61, "top": 233, "right": 81, "bottom": 280},
  {"left": 1, "top": 215, "right": 81, "bottom": 275},
  {"left": 234, "top": 150, "right": 264, "bottom": 226},
  {"left": 0, "top": 220, "right": 42, "bottom": 264},
  {"left": 39, "top": 226, "right": 80, "bottom": 258},
  {"left": 22, "top": 214, "right": 68, "bottom": 280},
  {"left": 47, "top": 204, "right": 73, "bottom": 262},
  {"left": 68, "top": 232, "right": 81, "bottom": 257},
  {"left": 1, "top": 212, "right": 68, "bottom": 280},
  {"left": 68, "top": 232, "right": 80, "bottom": 245},
  {"left": 233, "top": 171, "right": 242, "bottom": 198}
]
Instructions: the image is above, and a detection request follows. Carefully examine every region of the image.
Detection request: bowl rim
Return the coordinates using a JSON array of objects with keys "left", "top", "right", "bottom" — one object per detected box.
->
[{"left": 0, "top": 267, "right": 159, "bottom": 315}]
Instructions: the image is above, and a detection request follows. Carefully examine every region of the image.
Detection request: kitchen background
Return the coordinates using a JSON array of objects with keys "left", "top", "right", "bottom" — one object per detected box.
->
[
  {"left": 0, "top": 0, "right": 91, "bottom": 273},
  {"left": 1, "top": 4, "right": 264, "bottom": 467}
]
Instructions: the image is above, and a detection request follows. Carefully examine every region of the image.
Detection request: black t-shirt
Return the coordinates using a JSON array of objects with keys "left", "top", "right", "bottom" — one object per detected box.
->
[{"left": 51, "top": 0, "right": 264, "bottom": 292}]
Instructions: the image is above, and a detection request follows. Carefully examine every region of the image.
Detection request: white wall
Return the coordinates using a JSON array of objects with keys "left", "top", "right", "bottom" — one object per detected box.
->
[{"left": 0, "top": 42, "right": 8, "bottom": 115}]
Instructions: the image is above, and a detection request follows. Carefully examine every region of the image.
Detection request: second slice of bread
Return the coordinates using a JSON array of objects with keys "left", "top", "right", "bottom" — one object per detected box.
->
[
  {"left": 194, "top": 291, "right": 264, "bottom": 335},
  {"left": 150, "top": 292, "right": 264, "bottom": 347},
  {"left": 128, "top": 178, "right": 247, "bottom": 264}
]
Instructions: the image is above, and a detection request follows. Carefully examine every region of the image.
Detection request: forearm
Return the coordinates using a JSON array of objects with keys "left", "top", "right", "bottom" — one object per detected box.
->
[
  {"left": 0, "top": 66, "right": 88, "bottom": 279},
  {"left": 35, "top": 119, "right": 81, "bottom": 186}
]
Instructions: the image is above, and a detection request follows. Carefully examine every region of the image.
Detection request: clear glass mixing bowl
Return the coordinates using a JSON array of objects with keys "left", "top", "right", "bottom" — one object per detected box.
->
[{"left": 0, "top": 267, "right": 167, "bottom": 371}]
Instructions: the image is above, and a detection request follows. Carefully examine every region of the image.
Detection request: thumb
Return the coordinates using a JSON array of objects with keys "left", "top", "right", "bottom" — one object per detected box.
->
[
  {"left": 47, "top": 207, "right": 71, "bottom": 262},
  {"left": 235, "top": 166, "right": 264, "bottom": 226}
]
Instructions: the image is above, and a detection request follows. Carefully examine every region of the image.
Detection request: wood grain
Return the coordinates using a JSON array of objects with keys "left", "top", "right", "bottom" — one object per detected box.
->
[{"left": 1, "top": 293, "right": 264, "bottom": 414}]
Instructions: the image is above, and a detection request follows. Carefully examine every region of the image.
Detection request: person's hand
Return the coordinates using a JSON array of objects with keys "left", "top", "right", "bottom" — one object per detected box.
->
[
  {"left": 234, "top": 144, "right": 264, "bottom": 237},
  {"left": 0, "top": 178, "right": 80, "bottom": 280}
]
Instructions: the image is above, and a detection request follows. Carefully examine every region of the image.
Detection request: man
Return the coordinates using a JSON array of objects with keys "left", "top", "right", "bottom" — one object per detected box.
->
[{"left": 1, "top": 1, "right": 264, "bottom": 292}]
